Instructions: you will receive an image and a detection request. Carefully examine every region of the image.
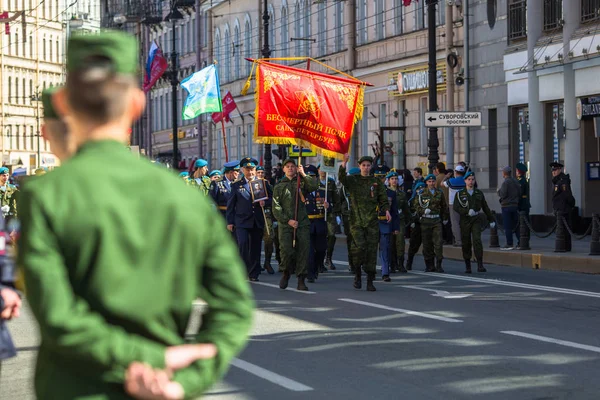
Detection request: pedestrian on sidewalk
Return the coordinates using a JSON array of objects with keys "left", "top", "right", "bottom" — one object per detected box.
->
[
  {"left": 339, "top": 154, "right": 390, "bottom": 291},
  {"left": 453, "top": 172, "right": 495, "bottom": 273},
  {"left": 273, "top": 158, "right": 319, "bottom": 291},
  {"left": 304, "top": 165, "right": 328, "bottom": 283},
  {"left": 406, "top": 181, "right": 426, "bottom": 271},
  {"left": 18, "top": 31, "right": 254, "bottom": 400},
  {"left": 340, "top": 167, "right": 361, "bottom": 273},
  {"left": 550, "top": 162, "right": 576, "bottom": 251},
  {"left": 497, "top": 165, "right": 521, "bottom": 250},
  {"left": 516, "top": 163, "right": 531, "bottom": 219}
]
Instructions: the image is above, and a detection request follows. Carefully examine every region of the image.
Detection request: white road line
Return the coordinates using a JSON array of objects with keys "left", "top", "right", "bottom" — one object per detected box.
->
[
  {"left": 231, "top": 358, "right": 314, "bottom": 391},
  {"left": 250, "top": 281, "right": 317, "bottom": 294},
  {"left": 501, "top": 331, "right": 600, "bottom": 354},
  {"left": 409, "top": 271, "right": 600, "bottom": 299},
  {"left": 338, "top": 298, "right": 463, "bottom": 323}
]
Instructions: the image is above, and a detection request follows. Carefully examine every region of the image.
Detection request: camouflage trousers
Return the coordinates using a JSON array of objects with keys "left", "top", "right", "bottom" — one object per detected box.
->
[
  {"left": 342, "top": 214, "right": 354, "bottom": 270},
  {"left": 391, "top": 218, "right": 407, "bottom": 262},
  {"left": 326, "top": 216, "right": 337, "bottom": 259},
  {"left": 263, "top": 213, "right": 281, "bottom": 265},
  {"left": 460, "top": 216, "right": 484, "bottom": 261},
  {"left": 421, "top": 218, "right": 443, "bottom": 262},
  {"left": 279, "top": 225, "right": 309, "bottom": 277},
  {"left": 350, "top": 222, "right": 379, "bottom": 274},
  {"left": 408, "top": 222, "right": 422, "bottom": 257}
]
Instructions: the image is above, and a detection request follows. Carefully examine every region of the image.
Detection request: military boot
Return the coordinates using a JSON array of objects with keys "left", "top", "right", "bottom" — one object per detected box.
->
[
  {"left": 326, "top": 236, "right": 336, "bottom": 270},
  {"left": 326, "top": 257, "right": 336, "bottom": 270},
  {"left": 297, "top": 276, "right": 309, "bottom": 291},
  {"left": 390, "top": 259, "right": 398, "bottom": 273},
  {"left": 476, "top": 258, "right": 487, "bottom": 273},
  {"left": 279, "top": 269, "right": 291, "bottom": 289},
  {"left": 435, "top": 258, "right": 445, "bottom": 273},
  {"left": 353, "top": 268, "right": 362, "bottom": 289},
  {"left": 424, "top": 259, "right": 435, "bottom": 272},
  {"left": 464, "top": 259, "right": 472, "bottom": 274},
  {"left": 366, "top": 273, "right": 377, "bottom": 292},
  {"left": 406, "top": 254, "right": 414, "bottom": 271},
  {"left": 398, "top": 256, "right": 407, "bottom": 273},
  {"left": 264, "top": 243, "right": 275, "bottom": 274}
]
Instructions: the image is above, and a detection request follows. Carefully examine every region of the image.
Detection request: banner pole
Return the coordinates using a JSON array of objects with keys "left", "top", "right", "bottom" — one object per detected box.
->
[
  {"left": 261, "top": 204, "right": 270, "bottom": 237},
  {"left": 220, "top": 119, "right": 229, "bottom": 162},
  {"left": 324, "top": 172, "right": 328, "bottom": 221}
]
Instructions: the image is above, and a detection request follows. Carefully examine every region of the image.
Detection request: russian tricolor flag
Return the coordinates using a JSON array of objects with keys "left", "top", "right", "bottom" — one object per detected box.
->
[{"left": 143, "top": 41, "right": 168, "bottom": 93}]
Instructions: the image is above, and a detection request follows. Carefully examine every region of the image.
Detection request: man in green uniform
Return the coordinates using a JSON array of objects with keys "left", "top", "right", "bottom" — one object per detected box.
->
[
  {"left": 256, "top": 166, "right": 276, "bottom": 274},
  {"left": 191, "top": 159, "right": 212, "bottom": 195},
  {"left": 406, "top": 181, "right": 425, "bottom": 270},
  {"left": 273, "top": 158, "right": 318, "bottom": 291},
  {"left": 415, "top": 174, "right": 449, "bottom": 273},
  {"left": 319, "top": 168, "right": 341, "bottom": 271},
  {"left": 0, "top": 167, "right": 17, "bottom": 221},
  {"left": 18, "top": 31, "right": 254, "bottom": 400},
  {"left": 339, "top": 154, "right": 390, "bottom": 291},
  {"left": 387, "top": 171, "right": 411, "bottom": 273},
  {"left": 453, "top": 171, "right": 495, "bottom": 273},
  {"left": 516, "top": 162, "right": 530, "bottom": 217},
  {"left": 340, "top": 167, "right": 360, "bottom": 273}
]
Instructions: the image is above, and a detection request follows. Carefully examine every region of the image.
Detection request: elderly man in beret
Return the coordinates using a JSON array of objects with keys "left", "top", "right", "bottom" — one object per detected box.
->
[{"left": 18, "top": 30, "right": 253, "bottom": 400}]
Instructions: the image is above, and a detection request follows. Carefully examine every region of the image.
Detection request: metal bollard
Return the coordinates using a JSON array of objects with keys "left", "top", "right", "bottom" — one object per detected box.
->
[
  {"left": 519, "top": 211, "right": 531, "bottom": 250},
  {"left": 489, "top": 216, "right": 500, "bottom": 248},
  {"left": 590, "top": 213, "right": 600, "bottom": 256},
  {"left": 554, "top": 213, "right": 567, "bottom": 253}
]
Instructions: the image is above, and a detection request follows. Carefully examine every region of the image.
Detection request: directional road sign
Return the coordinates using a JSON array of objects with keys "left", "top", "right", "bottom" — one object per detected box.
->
[{"left": 424, "top": 111, "right": 482, "bottom": 127}]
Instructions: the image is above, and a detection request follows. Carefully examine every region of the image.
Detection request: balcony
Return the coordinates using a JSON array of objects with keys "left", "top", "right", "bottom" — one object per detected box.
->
[
  {"left": 508, "top": 0, "right": 527, "bottom": 42},
  {"left": 101, "top": 0, "right": 163, "bottom": 28},
  {"left": 543, "top": 0, "right": 562, "bottom": 31},
  {"left": 582, "top": 0, "right": 600, "bottom": 23}
]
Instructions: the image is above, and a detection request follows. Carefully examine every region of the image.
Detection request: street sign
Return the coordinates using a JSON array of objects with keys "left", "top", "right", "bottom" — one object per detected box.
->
[
  {"left": 424, "top": 111, "right": 482, "bottom": 127},
  {"left": 288, "top": 145, "right": 316, "bottom": 157}
]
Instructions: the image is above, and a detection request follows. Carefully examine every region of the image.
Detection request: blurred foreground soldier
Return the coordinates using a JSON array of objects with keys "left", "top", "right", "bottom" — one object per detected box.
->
[
  {"left": 192, "top": 158, "right": 211, "bottom": 195},
  {"left": 415, "top": 174, "right": 448, "bottom": 273},
  {"left": 227, "top": 157, "right": 266, "bottom": 281},
  {"left": 273, "top": 158, "right": 318, "bottom": 291},
  {"left": 406, "top": 181, "right": 425, "bottom": 270},
  {"left": 453, "top": 172, "right": 495, "bottom": 273},
  {"left": 304, "top": 165, "right": 328, "bottom": 283},
  {"left": 210, "top": 160, "right": 239, "bottom": 217},
  {"left": 516, "top": 163, "right": 531, "bottom": 218},
  {"left": 387, "top": 172, "right": 410, "bottom": 273},
  {"left": 319, "top": 168, "right": 341, "bottom": 270},
  {"left": 340, "top": 167, "right": 360, "bottom": 273},
  {"left": 339, "top": 154, "right": 390, "bottom": 292},
  {"left": 550, "top": 162, "right": 575, "bottom": 251},
  {"left": 18, "top": 31, "right": 254, "bottom": 400},
  {"left": 256, "top": 166, "right": 276, "bottom": 274}
]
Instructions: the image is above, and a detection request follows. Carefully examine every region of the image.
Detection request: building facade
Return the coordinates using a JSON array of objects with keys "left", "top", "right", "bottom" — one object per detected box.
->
[{"left": 0, "top": 0, "right": 65, "bottom": 172}]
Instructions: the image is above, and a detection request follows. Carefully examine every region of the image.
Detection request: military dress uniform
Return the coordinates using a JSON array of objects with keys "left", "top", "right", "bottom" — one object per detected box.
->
[
  {"left": 378, "top": 182, "right": 400, "bottom": 281},
  {"left": 226, "top": 158, "right": 267, "bottom": 281},
  {"left": 388, "top": 172, "right": 411, "bottom": 273},
  {"left": 415, "top": 175, "right": 449, "bottom": 273},
  {"left": 323, "top": 175, "right": 341, "bottom": 270},
  {"left": 304, "top": 165, "right": 328, "bottom": 283},
  {"left": 453, "top": 172, "right": 495, "bottom": 273},
  {"left": 340, "top": 167, "right": 360, "bottom": 273},
  {"left": 339, "top": 157, "right": 389, "bottom": 291},
  {"left": 406, "top": 181, "right": 426, "bottom": 270},
  {"left": 210, "top": 160, "right": 239, "bottom": 218},
  {"left": 550, "top": 162, "right": 576, "bottom": 251},
  {"left": 256, "top": 166, "right": 276, "bottom": 274},
  {"left": 0, "top": 167, "right": 18, "bottom": 222},
  {"left": 273, "top": 159, "right": 319, "bottom": 291}
]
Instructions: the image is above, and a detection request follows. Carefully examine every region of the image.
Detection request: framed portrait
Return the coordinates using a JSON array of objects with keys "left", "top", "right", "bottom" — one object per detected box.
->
[
  {"left": 317, "top": 154, "right": 339, "bottom": 175},
  {"left": 250, "top": 178, "right": 269, "bottom": 202}
]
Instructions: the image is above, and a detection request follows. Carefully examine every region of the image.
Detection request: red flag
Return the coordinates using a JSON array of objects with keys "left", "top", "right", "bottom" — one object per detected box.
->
[
  {"left": 253, "top": 61, "right": 365, "bottom": 158},
  {"left": 143, "top": 43, "right": 168, "bottom": 93},
  {"left": 211, "top": 92, "right": 237, "bottom": 124}
]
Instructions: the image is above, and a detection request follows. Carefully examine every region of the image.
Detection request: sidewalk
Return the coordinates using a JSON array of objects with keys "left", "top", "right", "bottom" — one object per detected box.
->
[{"left": 335, "top": 230, "right": 600, "bottom": 274}]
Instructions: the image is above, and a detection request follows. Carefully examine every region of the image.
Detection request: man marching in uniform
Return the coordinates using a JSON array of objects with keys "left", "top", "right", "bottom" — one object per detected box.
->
[
  {"left": 210, "top": 160, "right": 239, "bottom": 218},
  {"left": 319, "top": 168, "right": 341, "bottom": 271},
  {"left": 256, "top": 166, "right": 276, "bottom": 274},
  {"left": 191, "top": 158, "right": 212, "bottom": 195},
  {"left": 453, "top": 171, "right": 495, "bottom": 273},
  {"left": 415, "top": 174, "right": 449, "bottom": 273},
  {"left": 377, "top": 169, "right": 400, "bottom": 282},
  {"left": 304, "top": 165, "right": 329, "bottom": 283},
  {"left": 339, "top": 154, "right": 390, "bottom": 292},
  {"left": 0, "top": 168, "right": 18, "bottom": 221},
  {"left": 387, "top": 171, "right": 411, "bottom": 273},
  {"left": 340, "top": 167, "right": 360, "bottom": 273},
  {"left": 406, "top": 181, "right": 426, "bottom": 271}
]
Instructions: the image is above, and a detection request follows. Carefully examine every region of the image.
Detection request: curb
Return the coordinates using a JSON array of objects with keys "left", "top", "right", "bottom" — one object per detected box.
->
[{"left": 333, "top": 234, "right": 600, "bottom": 274}]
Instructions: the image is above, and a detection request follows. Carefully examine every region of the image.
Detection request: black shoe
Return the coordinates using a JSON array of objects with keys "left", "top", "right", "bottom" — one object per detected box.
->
[
  {"left": 264, "top": 263, "right": 275, "bottom": 275},
  {"left": 326, "top": 258, "right": 336, "bottom": 270},
  {"left": 318, "top": 266, "right": 328, "bottom": 273},
  {"left": 249, "top": 277, "right": 259, "bottom": 282},
  {"left": 279, "top": 270, "right": 291, "bottom": 289},
  {"left": 425, "top": 259, "right": 435, "bottom": 272},
  {"left": 464, "top": 259, "right": 472, "bottom": 274},
  {"left": 382, "top": 275, "right": 391, "bottom": 282},
  {"left": 353, "top": 269, "right": 362, "bottom": 289},
  {"left": 406, "top": 255, "right": 414, "bottom": 271},
  {"left": 297, "top": 276, "right": 309, "bottom": 291},
  {"left": 477, "top": 259, "right": 487, "bottom": 273},
  {"left": 398, "top": 259, "right": 407, "bottom": 273},
  {"left": 307, "top": 277, "right": 315, "bottom": 283},
  {"left": 435, "top": 259, "right": 445, "bottom": 273},
  {"left": 366, "top": 274, "right": 377, "bottom": 291}
]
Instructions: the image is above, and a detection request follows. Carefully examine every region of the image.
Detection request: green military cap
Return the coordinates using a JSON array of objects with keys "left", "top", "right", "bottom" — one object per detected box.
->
[
  {"left": 282, "top": 158, "right": 296, "bottom": 166},
  {"left": 67, "top": 30, "right": 138, "bottom": 76},
  {"left": 358, "top": 156, "right": 373, "bottom": 164},
  {"left": 42, "top": 86, "right": 61, "bottom": 120}
]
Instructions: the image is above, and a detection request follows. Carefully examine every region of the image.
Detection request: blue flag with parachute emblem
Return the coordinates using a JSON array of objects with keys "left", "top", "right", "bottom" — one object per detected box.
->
[{"left": 181, "top": 64, "right": 222, "bottom": 120}]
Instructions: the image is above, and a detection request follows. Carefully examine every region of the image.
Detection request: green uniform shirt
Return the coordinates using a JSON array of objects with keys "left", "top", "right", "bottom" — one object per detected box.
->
[
  {"left": 517, "top": 176, "right": 531, "bottom": 211},
  {"left": 0, "top": 183, "right": 18, "bottom": 218},
  {"left": 18, "top": 140, "right": 254, "bottom": 399},
  {"left": 338, "top": 165, "right": 389, "bottom": 227},
  {"left": 393, "top": 188, "right": 411, "bottom": 221},
  {"left": 414, "top": 188, "right": 449, "bottom": 221},
  {"left": 191, "top": 175, "right": 212, "bottom": 195},
  {"left": 272, "top": 174, "right": 319, "bottom": 227},
  {"left": 453, "top": 188, "right": 494, "bottom": 222}
]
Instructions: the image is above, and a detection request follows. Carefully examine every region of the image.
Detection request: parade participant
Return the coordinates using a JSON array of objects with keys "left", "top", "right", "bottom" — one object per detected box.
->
[
  {"left": 406, "top": 181, "right": 426, "bottom": 270},
  {"left": 378, "top": 170, "right": 400, "bottom": 282},
  {"left": 443, "top": 165, "right": 466, "bottom": 246},
  {"left": 304, "top": 165, "right": 329, "bottom": 283},
  {"left": 256, "top": 166, "right": 276, "bottom": 274},
  {"left": 339, "top": 154, "right": 390, "bottom": 292},
  {"left": 209, "top": 170, "right": 221, "bottom": 181},
  {"left": 191, "top": 158, "right": 211, "bottom": 195},
  {"left": 318, "top": 167, "right": 341, "bottom": 271},
  {"left": 340, "top": 167, "right": 360, "bottom": 273},
  {"left": 374, "top": 164, "right": 390, "bottom": 183},
  {"left": 273, "top": 158, "right": 318, "bottom": 291},
  {"left": 388, "top": 171, "right": 411, "bottom": 273},
  {"left": 210, "top": 160, "right": 239, "bottom": 218},
  {"left": 411, "top": 167, "right": 424, "bottom": 193},
  {"left": 18, "top": 31, "right": 253, "bottom": 400},
  {"left": 516, "top": 163, "right": 531, "bottom": 219},
  {"left": 415, "top": 174, "right": 449, "bottom": 273},
  {"left": 179, "top": 171, "right": 190, "bottom": 181},
  {"left": 550, "top": 162, "right": 575, "bottom": 251},
  {"left": 227, "top": 157, "right": 267, "bottom": 281},
  {"left": 0, "top": 168, "right": 17, "bottom": 221},
  {"left": 453, "top": 171, "right": 495, "bottom": 273}
]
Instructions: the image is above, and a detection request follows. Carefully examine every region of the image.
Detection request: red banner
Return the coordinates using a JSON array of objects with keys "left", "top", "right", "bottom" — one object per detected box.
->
[
  {"left": 143, "top": 48, "right": 168, "bottom": 93},
  {"left": 253, "top": 61, "right": 364, "bottom": 158},
  {"left": 212, "top": 92, "right": 237, "bottom": 124}
]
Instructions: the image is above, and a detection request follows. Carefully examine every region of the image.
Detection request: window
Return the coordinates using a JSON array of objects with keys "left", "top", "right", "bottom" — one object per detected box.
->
[
  {"left": 543, "top": 0, "right": 562, "bottom": 31},
  {"left": 294, "top": 3, "right": 301, "bottom": 55},
  {"left": 247, "top": 123, "right": 253, "bottom": 155},
  {"left": 302, "top": 0, "right": 310, "bottom": 55},
  {"left": 15, "top": 126, "right": 20, "bottom": 150},
  {"left": 22, "top": 125, "right": 26, "bottom": 150},
  {"left": 22, "top": 35, "right": 26, "bottom": 57},
  {"left": 30, "top": 126, "right": 34, "bottom": 151},
  {"left": 375, "top": 0, "right": 385, "bottom": 41},
  {"left": 582, "top": 0, "right": 600, "bottom": 23},
  {"left": 357, "top": 0, "right": 367, "bottom": 45},
  {"left": 236, "top": 126, "right": 241, "bottom": 159},
  {"left": 7, "top": 33, "right": 11, "bottom": 56},
  {"left": 29, "top": 37, "right": 32, "bottom": 57},
  {"left": 29, "top": 80, "right": 33, "bottom": 102},
  {"left": 508, "top": 0, "right": 527, "bottom": 41},
  {"left": 224, "top": 28, "right": 231, "bottom": 83},
  {"left": 56, "top": 40, "right": 59, "bottom": 62},
  {"left": 394, "top": 0, "right": 403, "bottom": 36},
  {"left": 379, "top": 103, "right": 387, "bottom": 128},
  {"left": 234, "top": 25, "right": 241, "bottom": 80},
  {"left": 318, "top": 3, "right": 326, "bottom": 56},
  {"left": 361, "top": 106, "right": 368, "bottom": 156},
  {"left": 49, "top": 0, "right": 52, "bottom": 17},
  {"left": 269, "top": 10, "right": 275, "bottom": 57},
  {"left": 334, "top": 1, "right": 344, "bottom": 52},
  {"left": 202, "top": 13, "right": 208, "bottom": 47},
  {"left": 8, "top": 77, "right": 11, "bottom": 103},
  {"left": 15, "top": 33, "right": 18, "bottom": 56},
  {"left": 49, "top": 36, "right": 53, "bottom": 62},
  {"left": 281, "top": 7, "right": 289, "bottom": 58},
  {"left": 43, "top": 37, "right": 46, "bottom": 60},
  {"left": 244, "top": 19, "right": 251, "bottom": 75},
  {"left": 22, "top": 78, "right": 26, "bottom": 104},
  {"left": 415, "top": 1, "right": 425, "bottom": 30},
  {"left": 438, "top": 1, "right": 446, "bottom": 26},
  {"left": 15, "top": 76, "right": 19, "bottom": 104}
]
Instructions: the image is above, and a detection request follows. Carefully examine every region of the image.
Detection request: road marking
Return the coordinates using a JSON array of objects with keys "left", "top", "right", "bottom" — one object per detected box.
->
[
  {"left": 400, "top": 285, "right": 473, "bottom": 299},
  {"left": 250, "top": 281, "right": 317, "bottom": 294},
  {"left": 338, "top": 298, "right": 463, "bottom": 323},
  {"left": 409, "top": 271, "right": 600, "bottom": 299},
  {"left": 501, "top": 331, "right": 600, "bottom": 354},
  {"left": 231, "top": 358, "right": 314, "bottom": 391}
]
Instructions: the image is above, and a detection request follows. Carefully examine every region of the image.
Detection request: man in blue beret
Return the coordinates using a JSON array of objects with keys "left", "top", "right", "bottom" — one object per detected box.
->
[
  {"left": 191, "top": 158, "right": 211, "bottom": 195},
  {"left": 210, "top": 160, "right": 239, "bottom": 219},
  {"left": 255, "top": 165, "right": 277, "bottom": 274},
  {"left": 406, "top": 181, "right": 426, "bottom": 270},
  {"left": 19, "top": 30, "right": 253, "bottom": 399},
  {"left": 209, "top": 170, "right": 222, "bottom": 180}
]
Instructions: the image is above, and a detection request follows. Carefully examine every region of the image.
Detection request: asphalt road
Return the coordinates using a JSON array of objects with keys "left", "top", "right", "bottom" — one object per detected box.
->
[{"left": 3, "top": 245, "right": 600, "bottom": 400}]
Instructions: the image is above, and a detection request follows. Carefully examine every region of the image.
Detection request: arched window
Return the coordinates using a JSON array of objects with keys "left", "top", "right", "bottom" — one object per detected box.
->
[
  {"left": 224, "top": 27, "right": 231, "bottom": 83},
  {"left": 234, "top": 24, "right": 241, "bottom": 80},
  {"left": 43, "top": 37, "right": 46, "bottom": 60},
  {"left": 294, "top": 2, "right": 301, "bottom": 56},
  {"left": 302, "top": 0, "right": 310, "bottom": 55},
  {"left": 318, "top": 3, "right": 326, "bottom": 56},
  {"left": 334, "top": 1, "right": 344, "bottom": 52},
  {"left": 244, "top": 19, "right": 251, "bottom": 75},
  {"left": 268, "top": 8, "right": 275, "bottom": 57},
  {"left": 281, "top": 7, "right": 289, "bottom": 59}
]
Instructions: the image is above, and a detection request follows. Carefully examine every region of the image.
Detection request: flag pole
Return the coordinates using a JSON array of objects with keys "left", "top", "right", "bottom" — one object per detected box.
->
[{"left": 220, "top": 119, "right": 229, "bottom": 162}]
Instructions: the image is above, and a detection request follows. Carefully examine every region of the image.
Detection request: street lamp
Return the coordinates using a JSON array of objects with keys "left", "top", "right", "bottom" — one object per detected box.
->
[
  {"left": 262, "top": 0, "right": 272, "bottom": 180},
  {"left": 165, "top": 2, "right": 184, "bottom": 170}
]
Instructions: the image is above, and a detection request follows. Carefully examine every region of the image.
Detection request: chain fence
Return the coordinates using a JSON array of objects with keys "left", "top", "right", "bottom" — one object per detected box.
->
[{"left": 562, "top": 215, "right": 594, "bottom": 241}]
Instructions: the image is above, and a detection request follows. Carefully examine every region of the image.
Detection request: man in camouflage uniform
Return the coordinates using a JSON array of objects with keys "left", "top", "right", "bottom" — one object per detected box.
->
[
  {"left": 318, "top": 168, "right": 341, "bottom": 270},
  {"left": 273, "top": 158, "right": 318, "bottom": 291},
  {"left": 453, "top": 171, "right": 495, "bottom": 273},
  {"left": 0, "top": 167, "right": 18, "bottom": 221},
  {"left": 191, "top": 159, "right": 211, "bottom": 195},
  {"left": 304, "top": 165, "right": 328, "bottom": 283},
  {"left": 340, "top": 167, "right": 360, "bottom": 273},
  {"left": 256, "top": 166, "right": 276, "bottom": 274},
  {"left": 415, "top": 174, "right": 449, "bottom": 273},
  {"left": 339, "top": 154, "right": 390, "bottom": 292},
  {"left": 406, "top": 181, "right": 426, "bottom": 270},
  {"left": 387, "top": 171, "right": 411, "bottom": 273}
]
